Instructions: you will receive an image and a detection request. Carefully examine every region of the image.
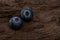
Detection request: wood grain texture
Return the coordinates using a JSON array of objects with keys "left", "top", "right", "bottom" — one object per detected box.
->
[{"left": 0, "top": 0, "right": 60, "bottom": 40}]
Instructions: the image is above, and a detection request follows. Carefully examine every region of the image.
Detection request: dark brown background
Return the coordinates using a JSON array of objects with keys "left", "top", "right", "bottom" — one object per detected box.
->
[{"left": 0, "top": 0, "right": 60, "bottom": 40}]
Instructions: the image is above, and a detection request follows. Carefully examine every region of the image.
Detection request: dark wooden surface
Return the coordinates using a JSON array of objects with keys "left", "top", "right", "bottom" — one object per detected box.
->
[{"left": 0, "top": 0, "right": 60, "bottom": 40}]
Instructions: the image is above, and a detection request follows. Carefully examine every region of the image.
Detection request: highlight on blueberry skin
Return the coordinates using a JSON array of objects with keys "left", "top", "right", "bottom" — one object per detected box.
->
[
  {"left": 9, "top": 17, "right": 23, "bottom": 30},
  {"left": 20, "top": 7, "right": 33, "bottom": 22}
]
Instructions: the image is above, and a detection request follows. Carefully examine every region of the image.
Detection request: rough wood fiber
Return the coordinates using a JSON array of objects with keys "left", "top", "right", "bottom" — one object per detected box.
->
[{"left": 0, "top": 0, "right": 60, "bottom": 40}]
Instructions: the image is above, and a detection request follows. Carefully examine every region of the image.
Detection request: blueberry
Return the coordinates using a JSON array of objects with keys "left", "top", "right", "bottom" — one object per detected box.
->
[
  {"left": 9, "top": 17, "right": 23, "bottom": 30},
  {"left": 20, "top": 7, "right": 33, "bottom": 22}
]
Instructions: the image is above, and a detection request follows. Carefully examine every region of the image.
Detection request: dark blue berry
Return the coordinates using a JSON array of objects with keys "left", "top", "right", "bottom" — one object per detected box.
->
[
  {"left": 9, "top": 17, "right": 23, "bottom": 30},
  {"left": 20, "top": 7, "right": 33, "bottom": 22}
]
